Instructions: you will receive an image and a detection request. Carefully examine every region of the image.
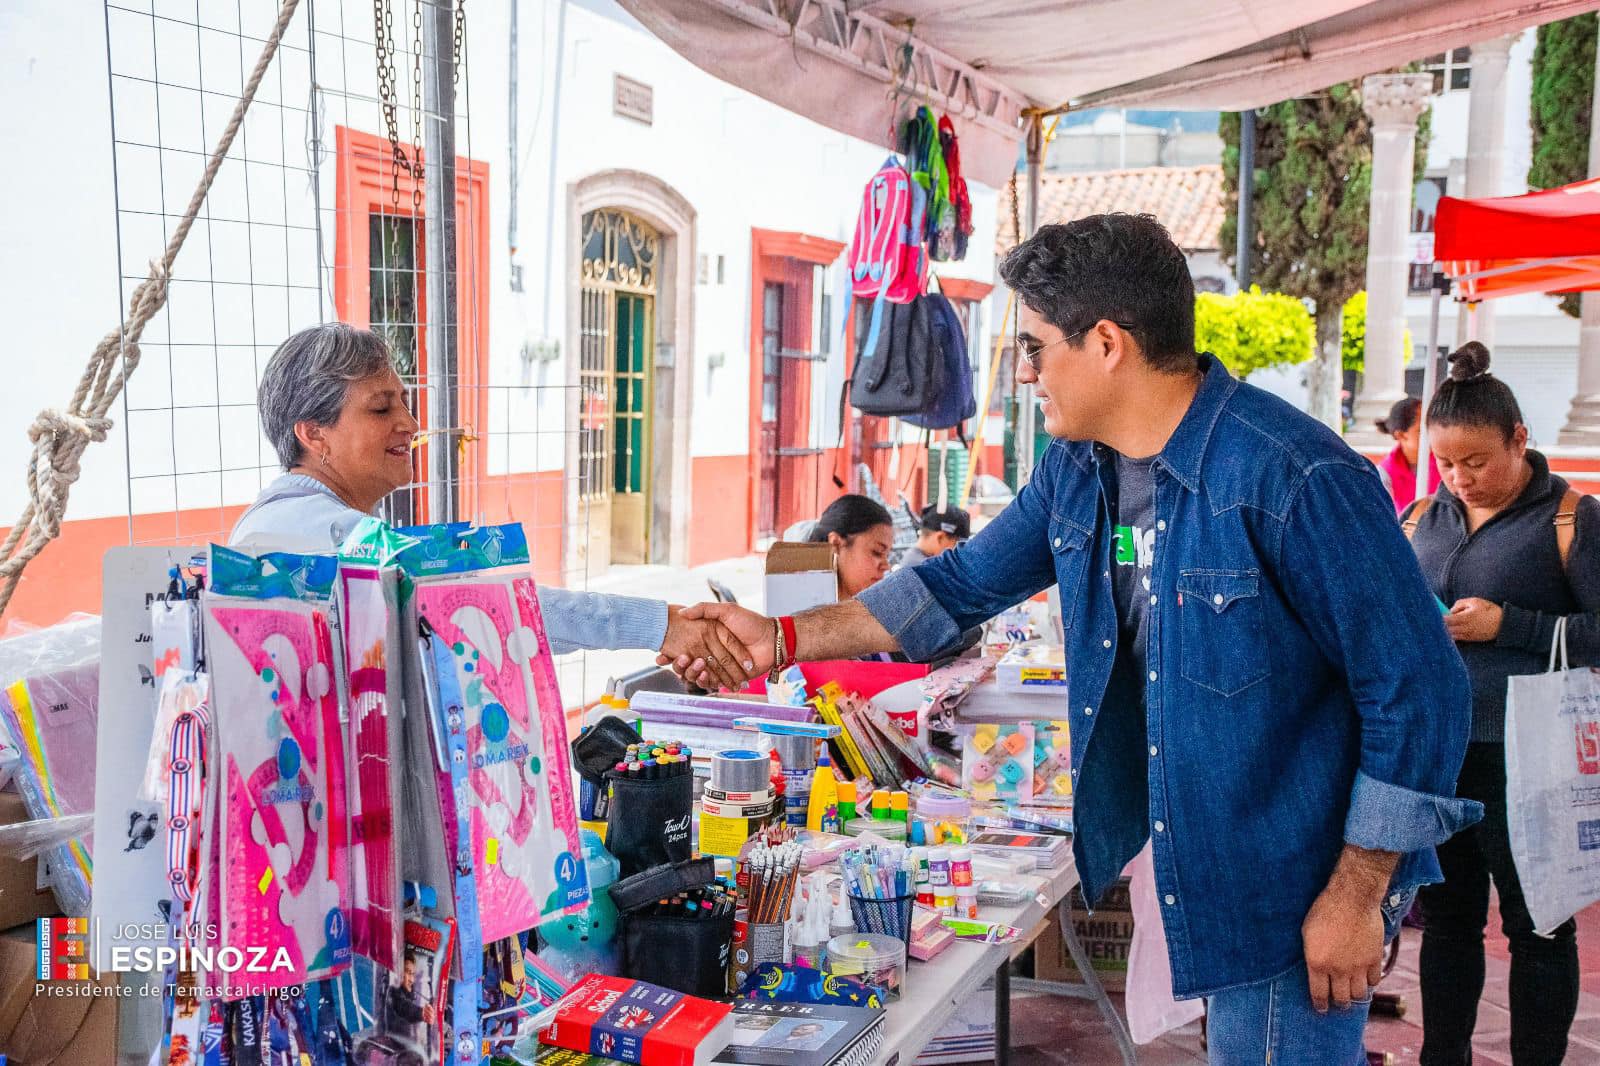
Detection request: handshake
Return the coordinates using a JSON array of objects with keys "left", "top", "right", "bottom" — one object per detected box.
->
[{"left": 659, "top": 601, "right": 780, "bottom": 691}]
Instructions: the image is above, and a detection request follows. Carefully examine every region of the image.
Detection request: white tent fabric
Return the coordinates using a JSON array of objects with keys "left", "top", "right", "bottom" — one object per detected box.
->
[{"left": 616, "top": 0, "right": 1600, "bottom": 188}]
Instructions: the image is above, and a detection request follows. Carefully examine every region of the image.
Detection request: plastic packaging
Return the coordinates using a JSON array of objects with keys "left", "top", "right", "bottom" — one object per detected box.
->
[
  {"left": 954, "top": 885, "right": 980, "bottom": 920},
  {"left": 826, "top": 933, "right": 906, "bottom": 1000},
  {"left": 0, "top": 614, "right": 101, "bottom": 917},
  {"left": 844, "top": 817, "right": 905, "bottom": 841}
]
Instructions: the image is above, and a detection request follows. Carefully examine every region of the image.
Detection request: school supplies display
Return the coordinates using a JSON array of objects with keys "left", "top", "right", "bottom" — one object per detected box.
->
[
  {"left": 713, "top": 1001, "right": 885, "bottom": 1066},
  {"left": 538, "top": 974, "right": 735, "bottom": 1066},
  {"left": 995, "top": 643, "right": 1066, "bottom": 691},
  {"left": 742, "top": 841, "right": 803, "bottom": 925},
  {"left": 405, "top": 525, "right": 589, "bottom": 938},
  {"left": 336, "top": 559, "right": 407, "bottom": 973},
  {"left": 962, "top": 723, "right": 1033, "bottom": 803},
  {"left": 823, "top": 934, "right": 906, "bottom": 1001},
  {"left": 966, "top": 829, "right": 1070, "bottom": 871},
  {"left": 204, "top": 545, "right": 351, "bottom": 994}
]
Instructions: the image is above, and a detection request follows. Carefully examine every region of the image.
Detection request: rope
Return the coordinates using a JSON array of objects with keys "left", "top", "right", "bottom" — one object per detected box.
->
[{"left": 0, "top": 0, "right": 302, "bottom": 618}]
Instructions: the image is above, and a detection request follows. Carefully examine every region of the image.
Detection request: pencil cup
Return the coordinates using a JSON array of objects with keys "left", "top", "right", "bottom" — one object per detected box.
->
[
  {"left": 729, "top": 911, "right": 788, "bottom": 994},
  {"left": 847, "top": 892, "right": 915, "bottom": 948}
]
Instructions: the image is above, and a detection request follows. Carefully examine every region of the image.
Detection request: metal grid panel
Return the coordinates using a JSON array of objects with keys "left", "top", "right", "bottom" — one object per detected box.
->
[{"left": 100, "top": 0, "right": 597, "bottom": 696}]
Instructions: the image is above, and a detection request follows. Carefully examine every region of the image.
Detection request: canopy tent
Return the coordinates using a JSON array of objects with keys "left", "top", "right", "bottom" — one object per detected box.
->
[
  {"left": 616, "top": 0, "right": 1600, "bottom": 188},
  {"left": 1435, "top": 178, "right": 1600, "bottom": 300}
]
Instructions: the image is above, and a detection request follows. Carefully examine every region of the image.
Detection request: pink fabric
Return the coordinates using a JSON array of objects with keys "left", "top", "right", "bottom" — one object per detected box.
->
[{"left": 1377, "top": 445, "right": 1441, "bottom": 512}]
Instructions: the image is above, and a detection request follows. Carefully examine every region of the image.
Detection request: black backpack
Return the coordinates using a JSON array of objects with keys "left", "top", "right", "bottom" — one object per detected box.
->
[{"left": 847, "top": 294, "right": 941, "bottom": 416}]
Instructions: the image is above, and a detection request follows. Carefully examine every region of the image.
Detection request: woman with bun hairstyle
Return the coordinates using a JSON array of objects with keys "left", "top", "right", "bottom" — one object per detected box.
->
[
  {"left": 1374, "top": 396, "right": 1441, "bottom": 512},
  {"left": 1403, "top": 342, "right": 1594, "bottom": 1065}
]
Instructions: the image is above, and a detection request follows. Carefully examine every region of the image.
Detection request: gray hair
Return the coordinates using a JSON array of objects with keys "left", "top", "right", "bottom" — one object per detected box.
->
[{"left": 258, "top": 323, "right": 396, "bottom": 469}]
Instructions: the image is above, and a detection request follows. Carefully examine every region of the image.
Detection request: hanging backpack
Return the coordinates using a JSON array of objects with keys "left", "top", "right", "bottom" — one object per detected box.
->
[
  {"left": 939, "top": 116, "right": 974, "bottom": 261},
  {"left": 848, "top": 157, "right": 927, "bottom": 364},
  {"left": 906, "top": 107, "right": 957, "bottom": 262},
  {"left": 847, "top": 294, "right": 940, "bottom": 417},
  {"left": 903, "top": 292, "right": 976, "bottom": 434}
]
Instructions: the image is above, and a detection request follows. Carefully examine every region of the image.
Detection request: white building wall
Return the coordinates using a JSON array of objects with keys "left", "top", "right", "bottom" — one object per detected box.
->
[
  {"left": 1406, "top": 29, "right": 1580, "bottom": 442},
  {"left": 0, "top": 0, "right": 1000, "bottom": 527}
]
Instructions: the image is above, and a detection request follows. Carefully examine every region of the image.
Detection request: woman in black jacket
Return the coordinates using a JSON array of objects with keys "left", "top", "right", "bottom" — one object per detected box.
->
[{"left": 1404, "top": 342, "right": 1596, "bottom": 1065}]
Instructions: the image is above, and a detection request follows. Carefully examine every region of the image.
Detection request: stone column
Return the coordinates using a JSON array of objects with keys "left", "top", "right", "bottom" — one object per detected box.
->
[
  {"left": 1456, "top": 34, "right": 1517, "bottom": 351},
  {"left": 1559, "top": 34, "right": 1600, "bottom": 445},
  {"left": 1348, "top": 73, "right": 1435, "bottom": 448}
]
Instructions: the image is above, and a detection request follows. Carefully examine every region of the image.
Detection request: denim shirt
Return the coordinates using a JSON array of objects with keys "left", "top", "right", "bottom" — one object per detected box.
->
[
  {"left": 859, "top": 356, "right": 1482, "bottom": 997},
  {"left": 230, "top": 474, "right": 668, "bottom": 656}
]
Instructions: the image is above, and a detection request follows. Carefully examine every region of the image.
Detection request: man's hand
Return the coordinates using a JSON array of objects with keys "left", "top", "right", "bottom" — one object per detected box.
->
[
  {"left": 1444, "top": 597, "right": 1503, "bottom": 643},
  {"left": 1302, "top": 845, "right": 1397, "bottom": 1012},
  {"left": 658, "top": 602, "right": 776, "bottom": 688},
  {"left": 660, "top": 605, "right": 756, "bottom": 692}
]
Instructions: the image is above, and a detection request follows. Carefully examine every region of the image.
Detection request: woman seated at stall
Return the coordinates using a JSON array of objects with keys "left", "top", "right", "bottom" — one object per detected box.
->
[
  {"left": 805, "top": 494, "right": 894, "bottom": 600},
  {"left": 231, "top": 322, "right": 750, "bottom": 685}
]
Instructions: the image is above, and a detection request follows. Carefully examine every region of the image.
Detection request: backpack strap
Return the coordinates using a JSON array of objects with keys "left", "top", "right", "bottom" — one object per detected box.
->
[
  {"left": 1401, "top": 495, "right": 1434, "bottom": 540},
  {"left": 1555, "top": 487, "right": 1582, "bottom": 570}
]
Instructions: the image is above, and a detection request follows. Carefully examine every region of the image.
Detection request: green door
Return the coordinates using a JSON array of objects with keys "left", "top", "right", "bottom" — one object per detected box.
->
[{"left": 611, "top": 292, "right": 652, "bottom": 564}]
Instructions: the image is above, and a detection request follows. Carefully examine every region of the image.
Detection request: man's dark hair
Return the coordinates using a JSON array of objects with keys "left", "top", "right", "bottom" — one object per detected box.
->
[{"left": 998, "top": 213, "right": 1196, "bottom": 373}]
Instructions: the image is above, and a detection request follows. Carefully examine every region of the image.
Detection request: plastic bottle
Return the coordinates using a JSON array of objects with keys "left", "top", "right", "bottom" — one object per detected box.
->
[
  {"left": 807, "top": 752, "right": 841, "bottom": 833},
  {"left": 837, "top": 780, "right": 858, "bottom": 823},
  {"left": 829, "top": 882, "right": 856, "bottom": 940},
  {"left": 949, "top": 846, "right": 974, "bottom": 889}
]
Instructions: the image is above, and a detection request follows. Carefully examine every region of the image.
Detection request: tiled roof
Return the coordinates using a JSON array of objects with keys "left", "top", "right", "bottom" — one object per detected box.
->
[{"left": 995, "top": 164, "right": 1225, "bottom": 254}]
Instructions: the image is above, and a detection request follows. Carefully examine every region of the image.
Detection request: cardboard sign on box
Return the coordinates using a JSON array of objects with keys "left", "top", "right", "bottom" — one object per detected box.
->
[
  {"left": 764, "top": 542, "right": 837, "bottom": 616},
  {"left": 1032, "top": 879, "right": 1133, "bottom": 992}
]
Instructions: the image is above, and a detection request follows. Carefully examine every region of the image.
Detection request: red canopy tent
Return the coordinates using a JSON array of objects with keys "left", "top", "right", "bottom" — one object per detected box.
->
[
  {"left": 1407, "top": 178, "right": 1600, "bottom": 489},
  {"left": 1434, "top": 177, "right": 1600, "bottom": 300}
]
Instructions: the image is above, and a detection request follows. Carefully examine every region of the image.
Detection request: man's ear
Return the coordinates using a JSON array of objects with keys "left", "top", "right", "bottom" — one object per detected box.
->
[{"left": 1099, "top": 320, "right": 1135, "bottom": 374}]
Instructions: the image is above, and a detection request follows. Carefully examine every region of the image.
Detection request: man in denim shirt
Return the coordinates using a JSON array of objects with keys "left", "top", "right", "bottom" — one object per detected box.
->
[{"left": 679, "top": 215, "right": 1481, "bottom": 1061}]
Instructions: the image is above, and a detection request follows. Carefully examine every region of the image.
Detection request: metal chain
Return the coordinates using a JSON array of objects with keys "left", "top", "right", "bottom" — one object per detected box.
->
[
  {"left": 373, "top": 0, "right": 412, "bottom": 186},
  {"left": 453, "top": 0, "right": 465, "bottom": 86},
  {"left": 410, "top": 0, "right": 425, "bottom": 210}
]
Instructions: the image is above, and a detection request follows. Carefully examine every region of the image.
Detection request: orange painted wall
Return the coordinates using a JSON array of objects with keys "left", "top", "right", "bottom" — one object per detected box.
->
[{"left": 690, "top": 454, "right": 753, "bottom": 566}]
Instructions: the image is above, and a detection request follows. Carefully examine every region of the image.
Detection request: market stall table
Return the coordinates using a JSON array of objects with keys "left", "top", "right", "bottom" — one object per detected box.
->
[{"left": 875, "top": 853, "right": 1135, "bottom": 1066}]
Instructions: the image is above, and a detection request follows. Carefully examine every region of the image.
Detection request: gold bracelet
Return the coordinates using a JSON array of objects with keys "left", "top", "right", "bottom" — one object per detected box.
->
[{"left": 768, "top": 618, "right": 786, "bottom": 684}]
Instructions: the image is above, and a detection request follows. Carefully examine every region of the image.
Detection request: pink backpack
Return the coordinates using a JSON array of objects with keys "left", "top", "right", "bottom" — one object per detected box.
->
[{"left": 848, "top": 157, "right": 927, "bottom": 354}]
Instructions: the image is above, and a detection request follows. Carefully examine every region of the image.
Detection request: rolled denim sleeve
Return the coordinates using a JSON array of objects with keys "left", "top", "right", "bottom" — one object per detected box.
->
[
  {"left": 858, "top": 444, "right": 1064, "bottom": 662},
  {"left": 1279, "top": 461, "right": 1482, "bottom": 852},
  {"left": 535, "top": 586, "right": 667, "bottom": 656}
]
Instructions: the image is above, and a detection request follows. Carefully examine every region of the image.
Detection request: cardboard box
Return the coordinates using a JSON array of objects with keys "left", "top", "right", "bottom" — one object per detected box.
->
[
  {"left": 1031, "top": 879, "right": 1133, "bottom": 992},
  {"left": 763, "top": 542, "right": 837, "bottom": 616},
  {"left": 0, "top": 791, "right": 62, "bottom": 932},
  {"left": 0, "top": 925, "right": 118, "bottom": 1065}
]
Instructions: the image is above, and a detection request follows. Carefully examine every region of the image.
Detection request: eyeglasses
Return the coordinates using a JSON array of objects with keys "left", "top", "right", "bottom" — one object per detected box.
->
[{"left": 1017, "top": 320, "right": 1137, "bottom": 371}]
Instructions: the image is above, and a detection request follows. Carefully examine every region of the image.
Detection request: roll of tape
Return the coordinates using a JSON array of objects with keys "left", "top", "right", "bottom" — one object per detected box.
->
[
  {"left": 711, "top": 749, "right": 769, "bottom": 792},
  {"left": 701, "top": 785, "right": 775, "bottom": 806},
  {"left": 700, "top": 796, "right": 777, "bottom": 820}
]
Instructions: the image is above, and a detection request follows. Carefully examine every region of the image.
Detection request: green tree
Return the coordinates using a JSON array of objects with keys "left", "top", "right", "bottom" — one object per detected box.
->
[
  {"left": 1340, "top": 290, "right": 1412, "bottom": 374},
  {"left": 1221, "top": 83, "right": 1429, "bottom": 427},
  {"left": 1195, "top": 287, "right": 1315, "bottom": 378},
  {"left": 1529, "top": 14, "right": 1596, "bottom": 317}
]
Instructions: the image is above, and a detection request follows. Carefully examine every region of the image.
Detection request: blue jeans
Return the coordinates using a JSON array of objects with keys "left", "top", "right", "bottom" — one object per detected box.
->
[
  {"left": 1207, "top": 961, "right": 1372, "bottom": 1065},
  {"left": 1206, "top": 890, "right": 1414, "bottom": 1064}
]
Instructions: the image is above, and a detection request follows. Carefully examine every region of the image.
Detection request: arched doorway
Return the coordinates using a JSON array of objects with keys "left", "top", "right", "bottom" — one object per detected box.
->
[{"left": 565, "top": 171, "right": 696, "bottom": 577}]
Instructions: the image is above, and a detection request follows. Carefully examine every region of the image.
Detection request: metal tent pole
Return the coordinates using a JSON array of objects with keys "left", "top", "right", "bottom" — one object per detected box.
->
[
  {"left": 1236, "top": 108, "right": 1255, "bottom": 289},
  {"left": 424, "top": 0, "right": 460, "bottom": 524},
  {"left": 1415, "top": 273, "right": 1447, "bottom": 501},
  {"left": 1014, "top": 113, "right": 1044, "bottom": 487}
]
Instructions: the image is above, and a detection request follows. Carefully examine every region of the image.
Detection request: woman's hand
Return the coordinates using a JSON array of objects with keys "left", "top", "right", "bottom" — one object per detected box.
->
[
  {"left": 1445, "top": 597, "right": 1503, "bottom": 643},
  {"left": 661, "top": 605, "right": 756, "bottom": 691}
]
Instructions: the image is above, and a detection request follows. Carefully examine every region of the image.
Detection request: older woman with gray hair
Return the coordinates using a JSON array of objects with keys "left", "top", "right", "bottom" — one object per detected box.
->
[{"left": 232, "top": 322, "right": 752, "bottom": 687}]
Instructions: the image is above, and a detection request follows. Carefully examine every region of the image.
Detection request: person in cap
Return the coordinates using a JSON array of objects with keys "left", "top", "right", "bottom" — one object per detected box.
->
[{"left": 898, "top": 505, "right": 971, "bottom": 568}]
